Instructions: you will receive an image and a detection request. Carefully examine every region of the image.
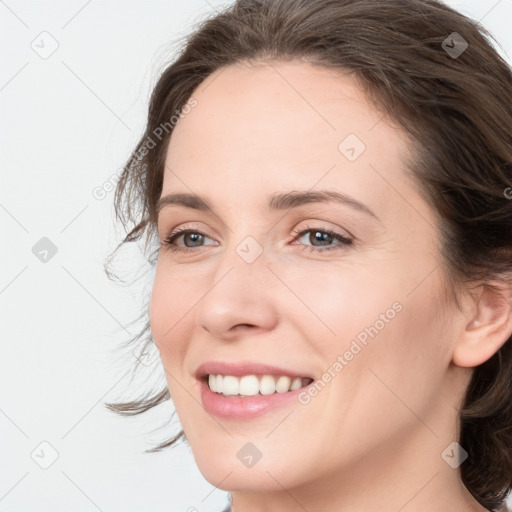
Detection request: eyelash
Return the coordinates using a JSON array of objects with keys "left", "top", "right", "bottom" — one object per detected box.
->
[{"left": 160, "top": 224, "right": 353, "bottom": 254}]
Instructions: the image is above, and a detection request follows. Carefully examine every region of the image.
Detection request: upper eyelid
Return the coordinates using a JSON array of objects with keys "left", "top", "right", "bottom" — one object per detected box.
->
[
  {"left": 159, "top": 214, "right": 353, "bottom": 234},
  {"left": 161, "top": 222, "right": 216, "bottom": 239},
  {"left": 161, "top": 221, "right": 350, "bottom": 238},
  {"left": 293, "top": 222, "right": 352, "bottom": 239},
  {"left": 163, "top": 223, "right": 353, "bottom": 246}
]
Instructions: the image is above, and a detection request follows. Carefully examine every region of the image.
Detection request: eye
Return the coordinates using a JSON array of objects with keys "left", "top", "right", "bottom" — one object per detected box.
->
[
  {"left": 290, "top": 225, "right": 353, "bottom": 253},
  {"left": 159, "top": 224, "right": 353, "bottom": 254},
  {"left": 160, "top": 227, "right": 217, "bottom": 253}
]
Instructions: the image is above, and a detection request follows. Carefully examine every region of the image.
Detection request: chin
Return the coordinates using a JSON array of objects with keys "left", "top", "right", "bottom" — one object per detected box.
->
[{"left": 188, "top": 436, "right": 315, "bottom": 492}]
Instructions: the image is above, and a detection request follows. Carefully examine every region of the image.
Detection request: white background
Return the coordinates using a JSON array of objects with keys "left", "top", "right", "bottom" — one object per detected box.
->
[{"left": 1, "top": 1, "right": 511, "bottom": 511}]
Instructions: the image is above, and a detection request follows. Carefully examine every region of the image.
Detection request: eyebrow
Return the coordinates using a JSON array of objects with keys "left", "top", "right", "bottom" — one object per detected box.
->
[{"left": 156, "top": 190, "right": 379, "bottom": 221}]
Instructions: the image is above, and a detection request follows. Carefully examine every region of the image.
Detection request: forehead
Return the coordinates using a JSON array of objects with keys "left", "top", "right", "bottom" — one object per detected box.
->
[
  {"left": 162, "top": 60, "right": 417, "bottom": 222},
  {"left": 168, "top": 60, "right": 399, "bottom": 158}
]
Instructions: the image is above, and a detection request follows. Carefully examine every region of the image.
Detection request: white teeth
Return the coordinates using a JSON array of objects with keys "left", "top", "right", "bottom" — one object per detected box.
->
[
  {"left": 208, "top": 374, "right": 217, "bottom": 392},
  {"left": 207, "top": 374, "right": 311, "bottom": 396},
  {"left": 215, "top": 374, "right": 223, "bottom": 393},
  {"left": 239, "top": 375, "right": 260, "bottom": 396},
  {"left": 290, "top": 377, "right": 302, "bottom": 391},
  {"left": 222, "top": 375, "right": 239, "bottom": 396},
  {"left": 275, "top": 376, "right": 291, "bottom": 393},
  {"left": 259, "top": 375, "right": 276, "bottom": 395}
]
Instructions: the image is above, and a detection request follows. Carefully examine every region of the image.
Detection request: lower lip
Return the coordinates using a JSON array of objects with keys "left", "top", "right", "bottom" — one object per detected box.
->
[{"left": 199, "top": 378, "right": 309, "bottom": 420}]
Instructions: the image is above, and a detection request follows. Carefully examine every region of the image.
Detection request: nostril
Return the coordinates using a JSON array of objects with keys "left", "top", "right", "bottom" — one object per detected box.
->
[{"left": 237, "top": 324, "right": 254, "bottom": 329}]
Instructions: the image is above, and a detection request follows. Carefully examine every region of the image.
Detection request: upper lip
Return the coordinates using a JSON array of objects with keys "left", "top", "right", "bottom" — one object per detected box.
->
[{"left": 195, "top": 361, "right": 314, "bottom": 380}]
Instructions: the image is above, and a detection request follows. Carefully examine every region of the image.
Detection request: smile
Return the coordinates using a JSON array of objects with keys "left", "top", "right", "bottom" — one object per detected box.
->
[{"left": 208, "top": 374, "right": 314, "bottom": 396}]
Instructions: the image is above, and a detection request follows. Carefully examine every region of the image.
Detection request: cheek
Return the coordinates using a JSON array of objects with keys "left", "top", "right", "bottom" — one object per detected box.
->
[
  {"left": 300, "top": 261, "right": 450, "bottom": 410},
  {"left": 325, "top": 273, "right": 452, "bottom": 441},
  {"left": 282, "top": 261, "right": 404, "bottom": 353},
  {"left": 149, "top": 264, "right": 195, "bottom": 361}
]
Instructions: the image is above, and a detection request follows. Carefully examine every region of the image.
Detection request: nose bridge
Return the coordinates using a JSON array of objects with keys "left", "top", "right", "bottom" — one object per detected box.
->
[
  {"left": 214, "top": 210, "right": 277, "bottom": 279},
  {"left": 194, "top": 230, "right": 280, "bottom": 338}
]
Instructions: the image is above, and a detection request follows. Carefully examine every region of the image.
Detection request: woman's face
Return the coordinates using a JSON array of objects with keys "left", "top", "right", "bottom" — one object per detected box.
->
[{"left": 150, "top": 60, "right": 468, "bottom": 496}]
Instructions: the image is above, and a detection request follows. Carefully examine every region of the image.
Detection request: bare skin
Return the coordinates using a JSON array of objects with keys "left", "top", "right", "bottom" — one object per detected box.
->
[{"left": 150, "top": 60, "right": 511, "bottom": 512}]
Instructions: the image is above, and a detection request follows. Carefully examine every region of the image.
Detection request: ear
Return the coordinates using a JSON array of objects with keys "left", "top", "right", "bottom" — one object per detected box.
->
[{"left": 453, "top": 282, "right": 512, "bottom": 368}]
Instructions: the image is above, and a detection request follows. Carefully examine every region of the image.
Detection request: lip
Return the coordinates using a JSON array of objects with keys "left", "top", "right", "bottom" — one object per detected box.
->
[
  {"left": 199, "top": 378, "right": 312, "bottom": 420},
  {"left": 195, "top": 361, "right": 315, "bottom": 420}
]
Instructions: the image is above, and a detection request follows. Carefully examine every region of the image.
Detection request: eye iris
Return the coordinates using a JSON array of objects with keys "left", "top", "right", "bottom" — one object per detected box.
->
[
  {"left": 310, "top": 231, "right": 332, "bottom": 246},
  {"left": 184, "top": 232, "right": 203, "bottom": 247}
]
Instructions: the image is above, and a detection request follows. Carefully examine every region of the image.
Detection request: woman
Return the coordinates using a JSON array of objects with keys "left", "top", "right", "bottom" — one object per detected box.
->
[{"left": 105, "top": 0, "right": 512, "bottom": 510}]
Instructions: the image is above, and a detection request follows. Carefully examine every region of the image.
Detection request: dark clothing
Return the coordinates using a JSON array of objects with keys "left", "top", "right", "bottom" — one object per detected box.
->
[{"left": 221, "top": 493, "right": 233, "bottom": 511}]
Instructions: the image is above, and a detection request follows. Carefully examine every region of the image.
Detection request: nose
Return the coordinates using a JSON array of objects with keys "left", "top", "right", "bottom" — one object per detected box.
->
[{"left": 194, "top": 245, "right": 280, "bottom": 341}]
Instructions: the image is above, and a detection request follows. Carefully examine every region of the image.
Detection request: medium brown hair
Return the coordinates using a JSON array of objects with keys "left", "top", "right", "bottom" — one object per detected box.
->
[{"left": 104, "top": 0, "right": 512, "bottom": 509}]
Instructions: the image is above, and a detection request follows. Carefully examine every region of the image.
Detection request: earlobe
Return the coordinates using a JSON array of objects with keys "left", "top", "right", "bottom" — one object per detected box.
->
[{"left": 452, "top": 283, "right": 512, "bottom": 368}]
